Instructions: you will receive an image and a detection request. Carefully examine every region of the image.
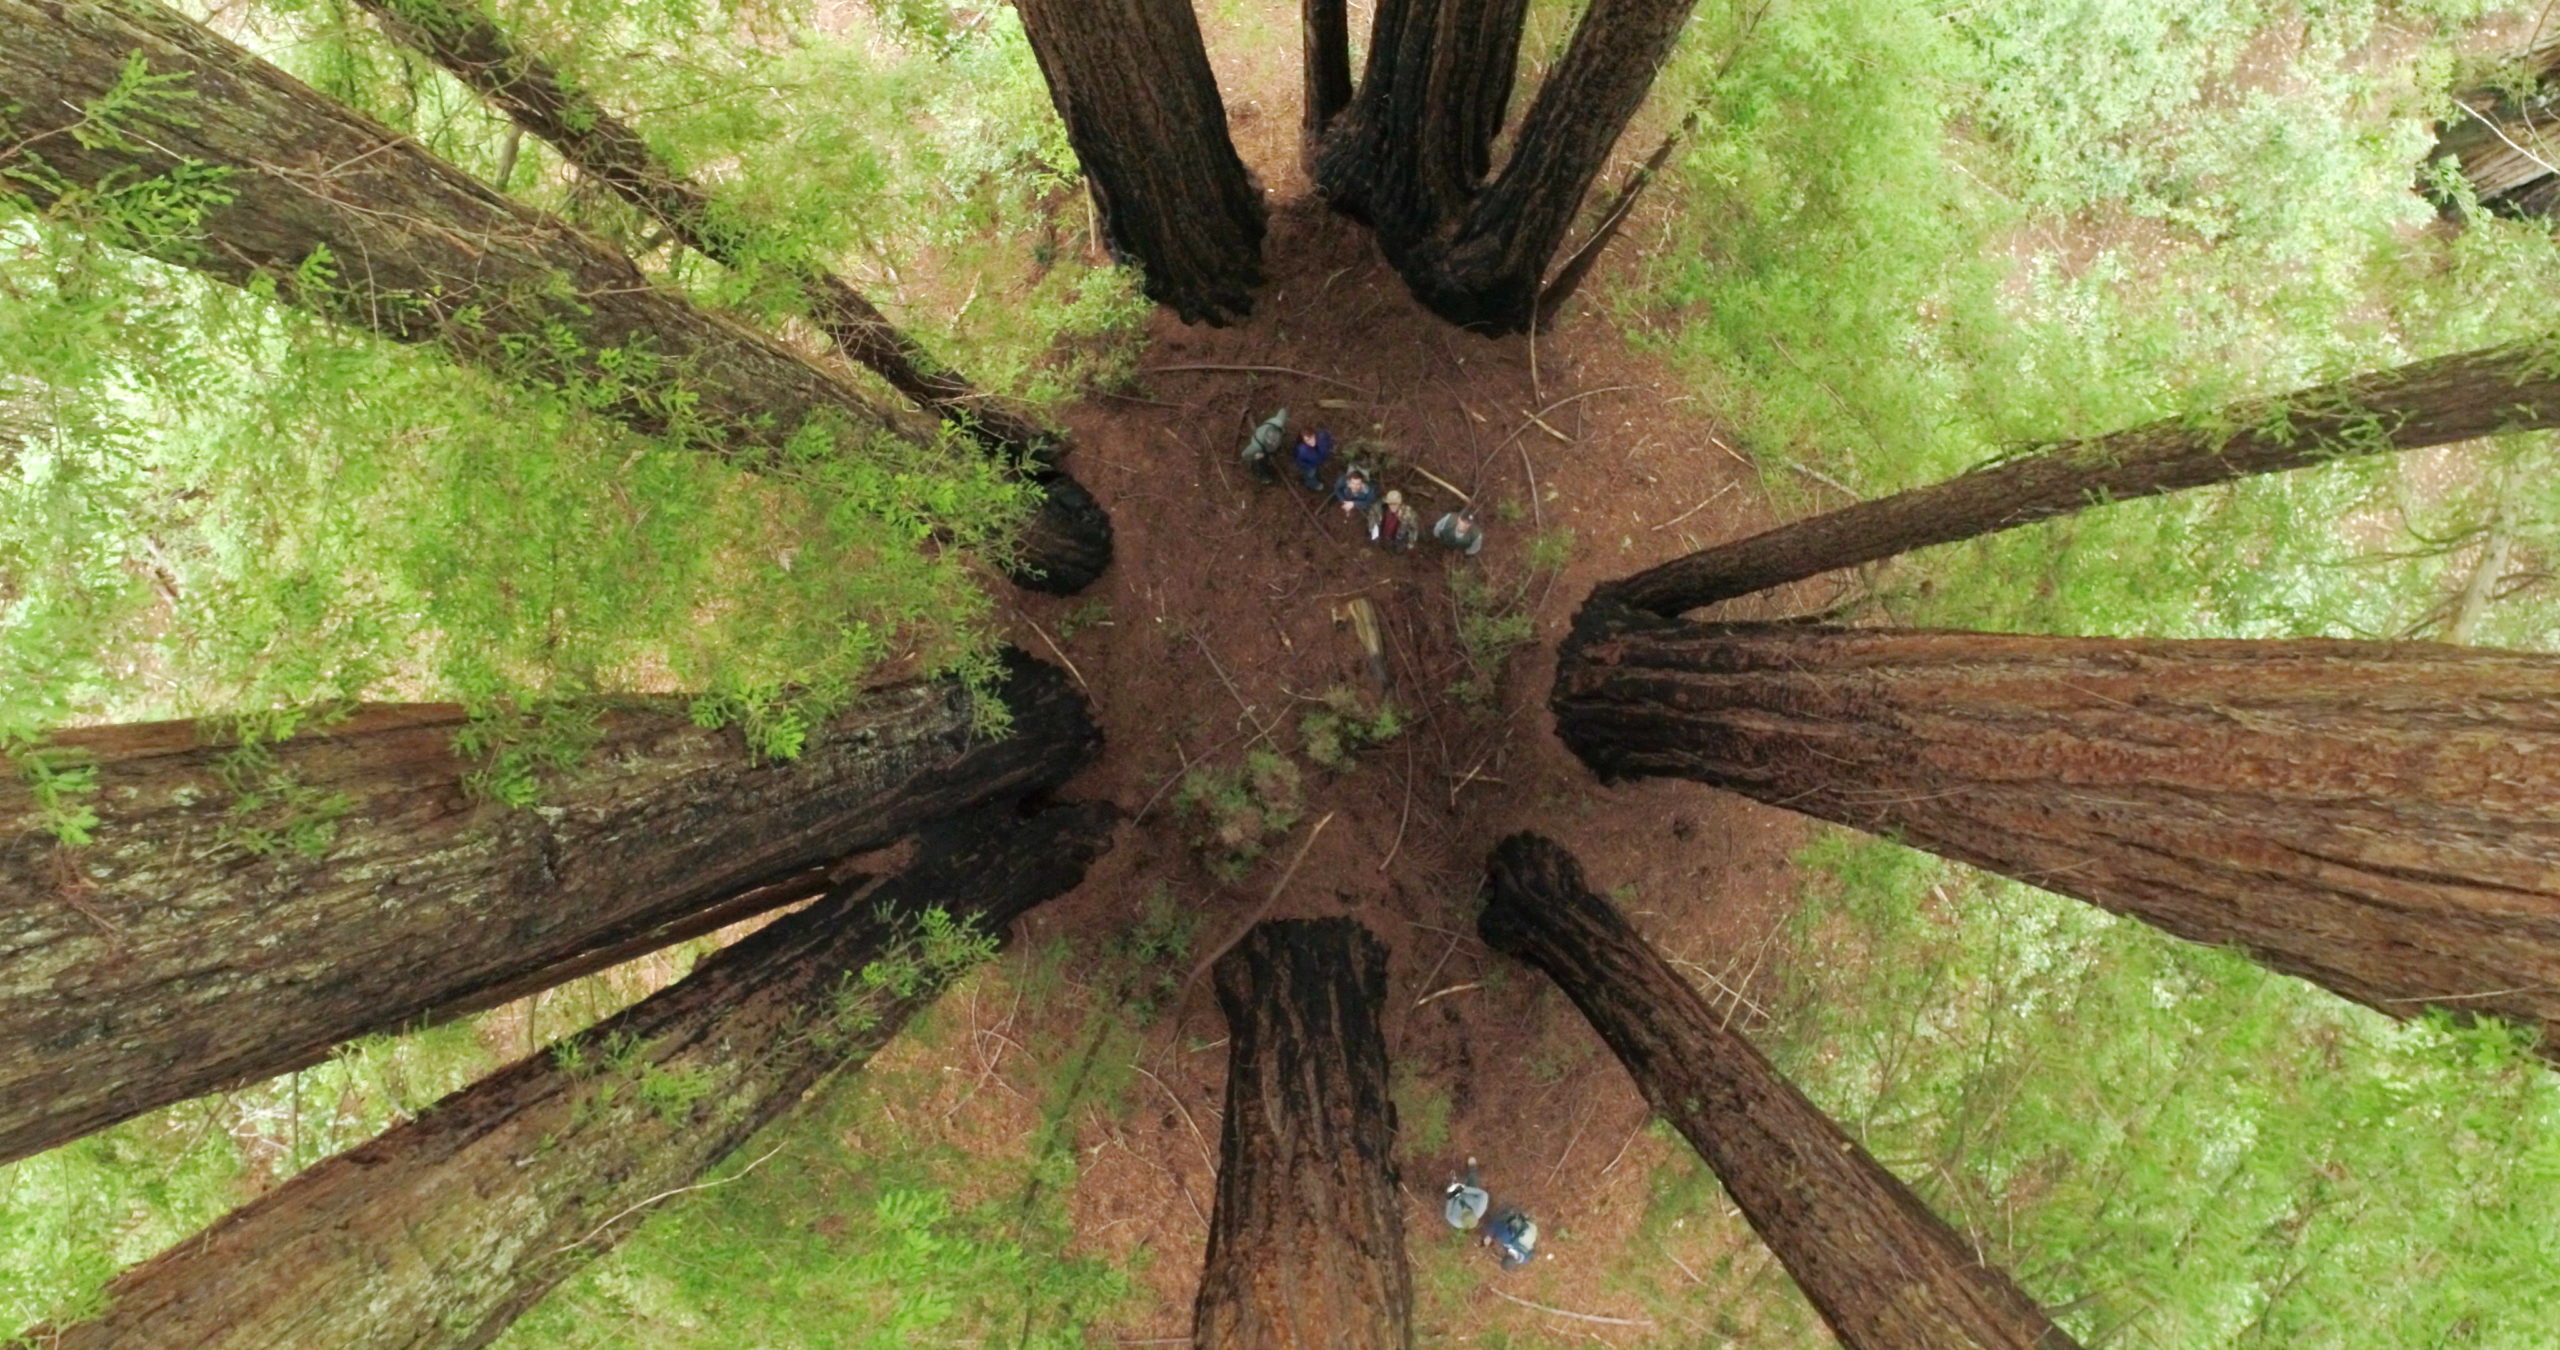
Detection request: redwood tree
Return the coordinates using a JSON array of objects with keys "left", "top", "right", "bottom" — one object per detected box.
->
[
  {"left": 1554, "top": 612, "right": 2560, "bottom": 1061},
  {"left": 345, "top": 0, "right": 1112, "bottom": 593},
  {"left": 1013, "top": 0, "right": 1265, "bottom": 325},
  {"left": 35, "top": 798, "right": 1116, "bottom": 1350},
  {"left": 2424, "top": 37, "right": 2560, "bottom": 217},
  {"left": 1596, "top": 333, "right": 2560, "bottom": 616},
  {"left": 0, "top": 654, "right": 1098, "bottom": 1164},
  {"left": 0, "top": 0, "right": 1108, "bottom": 592},
  {"left": 1482, "top": 834, "right": 2080, "bottom": 1350},
  {"left": 1193, "top": 918, "right": 1410, "bottom": 1350},
  {"left": 1311, "top": 0, "right": 1699, "bottom": 333}
]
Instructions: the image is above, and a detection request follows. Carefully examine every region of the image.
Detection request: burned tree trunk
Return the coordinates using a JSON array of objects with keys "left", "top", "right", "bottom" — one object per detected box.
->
[
  {"left": 1313, "top": 0, "right": 1528, "bottom": 261},
  {"left": 1405, "top": 0, "right": 1699, "bottom": 333},
  {"left": 0, "top": 0, "right": 1109, "bottom": 590},
  {"left": 1014, "top": 0, "right": 1265, "bottom": 325},
  {"left": 1194, "top": 918, "right": 1410, "bottom": 1350},
  {"left": 1554, "top": 614, "right": 2560, "bottom": 1061},
  {"left": 2424, "top": 38, "right": 2560, "bottom": 218},
  {"left": 1302, "top": 0, "right": 1354, "bottom": 154},
  {"left": 1595, "top": 334, "right": 2560, "bottom": 616},
  {"left": 345, "top": 0, "right": 1111, "bottom": 592},
  {"left": 0, "top": 654, "right": 1098, "bottom": 1163},
  {"left": 1482, "top": 834, "right": 2079, "bottom": 1350},
  {"left": 35, "top": 798, "right": 1117, "bottom": 1350}
]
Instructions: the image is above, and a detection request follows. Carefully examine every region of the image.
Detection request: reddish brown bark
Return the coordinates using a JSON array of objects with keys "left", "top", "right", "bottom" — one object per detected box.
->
[
  {"left": 1314, "top": 0, "right": 1528, "bottom": 260},
  {"left": 1555, "top": 614, "right": 2560, "bottom": 1061},
  {"left": 1302, "top": 0, "right": 1354, "bottom": 153},
  {"left": 1194, "top": 918, "right": 1410, "bottom": 1350},
  {"left": 36, "top": 798, "right": 1116, "bottom": 1350},
  {"left": 1596, "top": 334, "right": 2560, "bottom": 616},
  {"left": 1482, "top": 834, "right": 2081, "bottom": 1349},
  {"left": 0, "top": 654, "right": 1098, "bottom": 1163},
  {"left": 2425, "top": 38, "right": 2560, "bottom": 216},
  {"left": 1014, "top": 0, "right": 1265, "bottom": 325}
]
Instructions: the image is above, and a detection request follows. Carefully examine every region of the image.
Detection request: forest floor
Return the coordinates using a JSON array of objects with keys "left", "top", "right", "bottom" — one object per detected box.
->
[{"left": 902, "top": 23, "right": 1838, "bottom": 1343}]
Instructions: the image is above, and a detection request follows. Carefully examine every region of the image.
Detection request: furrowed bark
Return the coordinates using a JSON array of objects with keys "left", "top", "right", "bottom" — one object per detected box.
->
[
  {"left": 1595, "top": 334, "right": 2560, "bottom": 616},
  {"left": 0, "top": 0, "right": 914, "bottom": 457},
  {"left": 0, "top": 652, "right": 1099, "bottom": 1163},
  {"left": 1194, "top": 918, "right": 1410, "bottom": 1350},
  {"left": 1014, "top": 0, "right": 1265, "bottom": 325},
  {"left": 1555, "top": 614, "right": 2560, "bottom": 1062},
  {"left": 1302, "top": 0, "right": 1353, "bottom": 153},
  {"left": 1481, "top": 834, "right": 2081, "bottom": 1350},
  {"left": 36, "top": 798, "right": 1118, "bottom": 1350},
  {"left": 1410, "top": 0, "right": 1699, "bottom": 333},
  {"left": 2424, "top": 37, "right": 2560, "bottom": 216},
  {"left": 1314, "top": 0, "right": 1528, "bottom": 260}
]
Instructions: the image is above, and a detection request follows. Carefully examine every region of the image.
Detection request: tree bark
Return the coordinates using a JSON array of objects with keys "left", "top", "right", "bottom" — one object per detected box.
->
[
  {"left": 342, "top": 0, "right": 1111, "bottom": 593},
  {"left": 1313, "top": 0, "right": 1528, "bottom": 262},
  {"left": 1554, "top": 613, "right": 2560, "bottom": 1062},
  {"left": 2424, "top": 37, "right": 2560, "bottom": 216},
  {"left": 1014, "top": 0, "right": 1265, "bottom": 325},
  {"left": 1406, "top": 0, "right": 1699, "bottom": 333},
  {"left": 1595, "top": 334, "right": 2560, "bottom": 616},
  {"left": 1194, "top": 918, "right": 1410, "bottom": 1350},
  {"left": 1481, "top": 833, "right": 2080, "bottom": 1350},
  {"left": 34, "top": 797, "right": 1117, "bottom": 1350},
  {"left": 0, "top": 653, "right": 1099, "bottom": 1164},
  {"left": 1302, "top": 0, "right": 1354, "bottom": 155}
]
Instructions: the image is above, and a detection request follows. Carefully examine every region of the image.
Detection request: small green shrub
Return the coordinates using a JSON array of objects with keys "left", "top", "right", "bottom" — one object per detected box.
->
[{"left": 1299, "top": 686, "right": 1404, "bottom": 769}]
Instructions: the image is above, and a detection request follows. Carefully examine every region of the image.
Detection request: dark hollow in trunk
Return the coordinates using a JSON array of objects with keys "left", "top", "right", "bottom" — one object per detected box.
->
[
  {"left": 35, "top": 798, "right": 1117, "bottom": 1350},
  {"left": 1555, "top": 614, "right": 2560, "bottom": 1064},
  {"left": 1594, "top": 334, "right": 2560, "bottom": 616},
  {"left": 0, "top": 653, "right": 1098, "bottom": 1164},
  {"left": 1313, "top": 0, "right": 1528, "bottom": 263},
  {"left": 0, "top": 0, "right": 905, "bottom": 458},
  {"left": 1403, "top": 0, "right": 1700, "bottom": 334},
  {"left": 1481, "top": 833, "right": 2081, "bottom": 1350},
  {"left": 346, "top": 0, "right": 1112, "bottom": 591},
  {"left": 1014, "top": 0, "right": 1265, "bottom": 325},
  {"left": 1194, "top": 918, "right": 1410, "bottom": 1350}
]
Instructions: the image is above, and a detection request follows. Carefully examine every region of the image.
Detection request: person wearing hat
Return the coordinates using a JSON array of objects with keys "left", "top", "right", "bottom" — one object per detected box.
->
[
  {"left": 1372, "top": 489, "right": 1417, "bottom": 552},
  {"left": 1443, "top": 1157, "right": 1490, "bottom": 1232},
  {"left": 1238, "top": 407, "right": 1288, "bottom": 484},
  {"left": 1432, "top": 507, "right": 1484, "bottom": 556}
]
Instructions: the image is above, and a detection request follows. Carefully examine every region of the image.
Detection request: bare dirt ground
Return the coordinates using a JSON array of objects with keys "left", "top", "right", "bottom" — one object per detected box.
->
[{"left": 942, "top": 17, "right": 1835, "bottom": 1341}]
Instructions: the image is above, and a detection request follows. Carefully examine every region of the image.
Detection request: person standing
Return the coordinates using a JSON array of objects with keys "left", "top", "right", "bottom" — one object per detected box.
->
[
  {"left": 1484, "top": 1207, "right": 1541, "bottom": 1270},
  {"left": 1238, "top": 407, "right": 1288, "bottom": 484},
  {"left": 1373, "top": 490, "right": 1417, "bottom": 552},
  {"left": 1443, "top": 1157, "right": 1489, "bottom": 1232},
  {"left": 1291, "top": 428, "right": 1335, "bottom": 491},
  {"left": 1432, "top": 507, "right": 1484, "bottom": 556},
  {"left": 1332, "top": 466, "right": 1379, "bottom": 516}
]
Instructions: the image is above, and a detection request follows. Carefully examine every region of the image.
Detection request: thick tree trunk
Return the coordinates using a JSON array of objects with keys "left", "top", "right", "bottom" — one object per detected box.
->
[
  {"left": 1481, "top": 834, "right": 2080, "bottom": 1350},
  {"left": 0, "top": 653, "right": 1099, "bottom": 1163},
  {"left": 1194, "top": 918, "right": 1410, "bottom": 1350},
  {"left": 1313, "top": 0, "right": 1528, "bottom": 261},
  {"left": 1, "top": 0, "right": 1113, "bottom": 591},
  {"left": 1596, "top": 334, "right": 2560, "bottom": 616},
  {"left": 35, "top": 798, "right": 1117, "bottom": 1350},
  {"left": 344, "top": 0, "right": 1111, "bottom": 592},
  {"left": 1407, "top": 0, "right": 1700, "bottom": 333},
  {"left": 1554, "top": 613, "right": 2560, "bottom": 1062},
  {"left": 1302, "top": 0, "right": 1354, "bottom": 154},
  {"left": 2424, "top": 38, "right": 2560, "bottom": 216},
  {"left": 1014, "top": 0, "right": 1265, "bottom": 325}
]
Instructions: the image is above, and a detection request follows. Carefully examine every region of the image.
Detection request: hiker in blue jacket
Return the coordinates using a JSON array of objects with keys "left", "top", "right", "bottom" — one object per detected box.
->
[
  {"left": 1292, "top": 428, "right": 1335, "bottom": 491},
  {"left": 1332, "top": 466, "right": 1379, "bottom": 516}
]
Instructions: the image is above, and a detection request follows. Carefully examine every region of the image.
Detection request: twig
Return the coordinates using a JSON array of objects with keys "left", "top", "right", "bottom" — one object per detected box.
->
[
  {"left": 1378, "top": 740, "right": 1416, "bottom": 872},
  {"left": 1142, "top": 363, "right": 1367, "bottom": 393},
  {"left": 1179, "top": 812, "right": 1337, "bottom": 997},
  {"left": 1488, "top": 1287, "right": 1653, "bottom": 1327},
  {"left": 1414, "top": 935, "right": 1463, "bottom": 996},
  {"left": 1649, "top": 481, "right": 1738, "bottom": 532},
  {"left": 1413, "top": 981, "right": 1481, "bottom": 1008},
  {"left": 1022, "top": 617, "right": 1087, "bottom": 690},
  {"left": 1549, "top": 1101, "right": 1596, "bottom": 1183},
  {"left": 1406, "top": 463, "right": 1472, "bottom": 503},
  {"left": 1187, "top": 628, "right": 1280, "bottom": 748},
  {"left": 1599, "top": 1121, "right": 1646, "bottom": 1176},
  {"left": 1134, "top": 1064, "right": 1218, "bottom": 1175},
  {"left": 551, "top": 1142, "right": 787, "bottom": 1254}
]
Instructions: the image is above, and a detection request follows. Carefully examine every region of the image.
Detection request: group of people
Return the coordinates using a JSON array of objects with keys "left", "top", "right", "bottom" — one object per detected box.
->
[
  {"left": 1240, "top": 408, "right": 1485, "bottom": 557},
  {"left": 1442, "top": 1157, "right": 1542, "bottom": 1270}
]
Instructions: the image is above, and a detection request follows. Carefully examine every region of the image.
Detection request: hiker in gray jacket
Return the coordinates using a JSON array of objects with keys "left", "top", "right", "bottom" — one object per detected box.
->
[{"left": 1238, "top": 407, "right": 1288, "bottom": 484}]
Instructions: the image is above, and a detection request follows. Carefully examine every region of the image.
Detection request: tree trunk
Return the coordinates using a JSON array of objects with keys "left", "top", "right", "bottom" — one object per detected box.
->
[
  {"left": 1554, "top": 613, "right": 2560, "bottom": 1062},
  {"left": 1014, "top": 0, "right": 1265, "bottom": 325},
  {"left": 1406, "top": 0, "right": 1700, "bottom": 333},
  {"left": 1302, "top": 0, "right": 1354, "bottom": 155},
  {"left": 1194, "top": 918, "right": 1410, "bottom": 1350},
  {"left": 0, "top": 653, "right": 1098, "bottom": 1164},
  {"left": 1313, "top": 0, "right": 1528, "bottom": 262},
  {"left": 1481, "top": 833, "right": 2080, "bottom": 1350},
  {"left": 2424, "top": 38, "right": 2560, "bottom": 216},
  {"left": 34, "top": 798, "right": 1117, "bottom": 1350},
  {"left": 1595, "top": 334, "right": 2560, "bottom": 616},
  {"left": 343, "top": 0, "right": 1112, "bottom": 593}
]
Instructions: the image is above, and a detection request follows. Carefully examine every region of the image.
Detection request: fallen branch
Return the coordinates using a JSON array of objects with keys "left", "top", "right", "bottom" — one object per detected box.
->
[
  {"left": 1142, "top": 363, "right": 1368, "bottom": 393},
  {"left": 1489, "top": 1286, "right": 1653, "bottom": 1327}
]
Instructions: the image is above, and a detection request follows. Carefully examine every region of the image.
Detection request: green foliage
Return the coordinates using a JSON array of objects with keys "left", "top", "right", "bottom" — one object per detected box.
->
[
  {"left": 1449, "top": 565, "right": 1536, "bottom": 707},
  {"left": 1298, "top": 686, "right": 1404, "bottom": 770},
  {"left": 1392, "top": 1068, "right": 1452, "bottom": 1157},
  {"left": 1173, "top": 747, "right": 1304, "bottom": 881},
  {"left": 9, "top": 744, "right": 100, "bottom": 847}
]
